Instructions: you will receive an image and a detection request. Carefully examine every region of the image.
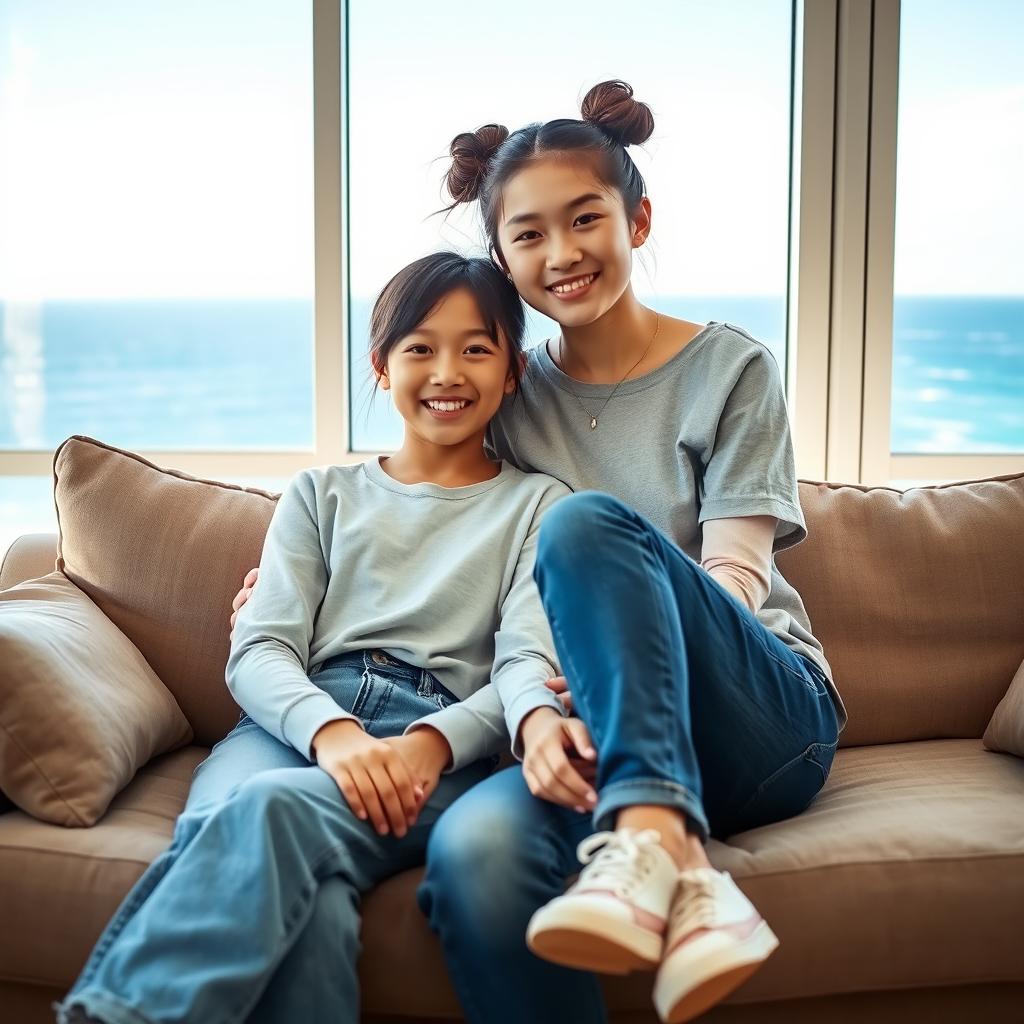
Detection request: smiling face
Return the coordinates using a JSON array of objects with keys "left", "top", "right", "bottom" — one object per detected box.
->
[
  {"left": 496, "top": 157, "right": 651, "bottom": 327},
  {"left": 378, "top": 286, "right": 516, "bottom": 447}
]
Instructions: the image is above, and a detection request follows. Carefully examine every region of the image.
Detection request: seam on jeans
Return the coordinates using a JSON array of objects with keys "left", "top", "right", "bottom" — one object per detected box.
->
[
  {"left": 637, "top": 526, "right": 695, "bottom": 770},
  {"left": 598, "top": 779, "right": 710, "bottom": 835},
  {"left": 223, "top": 875, "right": 321, "bottom": 1024},
  {"left": 733, "top": 740, "right": 834, "bottom": 820},
  {"left": 804, "top": 739, "right": 838, "bottom": 777},
  {"left": 60, "top": 989, "right": 157, "bottom": 1024},
  {"left": 601, "top": 777, "right": 699, "bottom": 799},
  {"left": 74, "top": 834, "right": 188, "bottom": 989},
  {"left": 739, "top": 619, "right": 828, "bottom": 696},
  {"left": 351, "top": 669, "right": 392, "bottom": 724}
]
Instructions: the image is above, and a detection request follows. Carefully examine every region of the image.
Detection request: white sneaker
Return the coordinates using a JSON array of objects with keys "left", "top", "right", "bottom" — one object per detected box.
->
[
  {"left": 653, "top": 868, "right": 779, "bottom": 1023},
  {"left": 526, "top": 828, "right": 678, "bottom": 974}
]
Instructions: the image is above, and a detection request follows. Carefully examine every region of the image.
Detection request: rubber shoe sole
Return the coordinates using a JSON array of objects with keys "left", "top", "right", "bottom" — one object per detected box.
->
[
  {"left": 654, "top": 920, "right": 779, "bottom": 1022},
  {"left": 526, "top": 900, "right": 663, "bottom": 974}
]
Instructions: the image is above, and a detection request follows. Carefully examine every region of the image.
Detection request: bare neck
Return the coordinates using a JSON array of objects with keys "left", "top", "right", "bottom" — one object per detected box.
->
[
  {"left": 381, "top": 430, "right": 499, "bottom": 488},
  {"left": 555, "top": 288, "right": 660, "bottom": 384}
]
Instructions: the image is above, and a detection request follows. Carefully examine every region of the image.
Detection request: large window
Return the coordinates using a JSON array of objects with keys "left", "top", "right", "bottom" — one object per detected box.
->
[
  {"left": 891, "top": 0, "right": 1024, "bottom": 454},
  {"left": 346, "top": 0, "right": 794, "bottom": 450},
  {"left": 3, "top": 2, "right": 1023, "bottom": 559},
  {"left": 0, "top": 1, "right": 315, "bottom": 454}
]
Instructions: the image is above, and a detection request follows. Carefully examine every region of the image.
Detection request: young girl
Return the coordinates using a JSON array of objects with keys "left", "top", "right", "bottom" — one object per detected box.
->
[
  {"left": 232, "top": 81, "right": 848, "bottom": 1024},
  {"left": 56, "top": 252, "right": 572, "bottom": 1024}
]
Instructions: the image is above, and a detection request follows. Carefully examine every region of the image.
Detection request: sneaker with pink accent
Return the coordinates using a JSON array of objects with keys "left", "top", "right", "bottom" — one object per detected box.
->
[
  {"left": 526, "top": 828, "right": 678, "bottom": 974},
  {"left": 653, "top": 868, "right": 779, "bottom": 1023}
]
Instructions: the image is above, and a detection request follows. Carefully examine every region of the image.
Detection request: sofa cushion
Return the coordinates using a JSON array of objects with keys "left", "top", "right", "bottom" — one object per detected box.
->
[
  {"left": 0, "top": 745, "right": 207, "bottom": 989},
  {"left": 984, "top": 656, "right": 1024, "bottom": 757},
  {"left": 778, "top": 473, "right": 1024, "bottom": 746},
  {"left": 53, "top": 435, "right": 279, "bottom": 745},
  {"left": 4, "top": 740, "right": 1021, "bottom": 1008},
  {"left": 0, "top": 572, "right": 193, "bottom": 826}
]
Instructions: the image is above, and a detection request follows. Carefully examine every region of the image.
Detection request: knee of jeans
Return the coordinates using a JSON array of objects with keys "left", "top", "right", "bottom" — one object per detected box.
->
[
  {"left": 425, "top": 799, "right": 521, "bottom": 885},
  {"left": 232, "top": 772, "right": 308, "bottom": 823},
  {"left": 536, "top": 492, "right": 632, "bottom": 571}
]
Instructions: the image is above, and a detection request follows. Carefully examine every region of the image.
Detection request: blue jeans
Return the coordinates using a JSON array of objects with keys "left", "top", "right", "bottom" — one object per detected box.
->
[
  {"left": 56, "top": 650, "right": 494, "bottom": 1024},
  {"left": 419, "top": 492, "right": 839, "bottom": 1024}
]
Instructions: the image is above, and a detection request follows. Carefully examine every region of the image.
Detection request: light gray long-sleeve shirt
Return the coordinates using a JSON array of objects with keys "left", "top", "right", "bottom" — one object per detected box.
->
[{"left": 226, "top": 457, "right": 570, "bottom": 769}]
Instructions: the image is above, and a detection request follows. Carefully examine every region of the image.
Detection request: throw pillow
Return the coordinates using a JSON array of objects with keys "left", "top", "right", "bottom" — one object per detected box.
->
[{"left": 0, "top": 572, "right": 193, "bottom": 826}]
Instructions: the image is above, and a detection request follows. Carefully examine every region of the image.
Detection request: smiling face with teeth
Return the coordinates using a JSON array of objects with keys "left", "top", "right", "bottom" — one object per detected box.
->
[
  {"left": 496, "top": 158, "right": 651, "bottom": 330},
  {"left": 377, "top": 286, "right": 517, "bottom": 457}
]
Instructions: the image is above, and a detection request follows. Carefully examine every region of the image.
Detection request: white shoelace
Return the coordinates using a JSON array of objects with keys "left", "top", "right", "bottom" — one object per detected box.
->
[
  {"left": 669, "top": 870, "right": 726, "bottom": 934},
  {"left": 574, "top": 828, "right": 664, "bottom": 897}
]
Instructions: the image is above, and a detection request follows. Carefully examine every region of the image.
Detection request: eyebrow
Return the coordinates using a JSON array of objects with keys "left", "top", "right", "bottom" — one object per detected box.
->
[
  {"left": 504, "top": 192, "right": 607, "bottom": 228},
  {"left": 405, "top": 328, "right": 496, "bottom": 342}
]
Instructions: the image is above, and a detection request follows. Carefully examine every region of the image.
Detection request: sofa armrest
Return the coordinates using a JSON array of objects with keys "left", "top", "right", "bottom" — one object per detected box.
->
[{"left": 0, "top": 533, "right": 59, "bottom": 591}]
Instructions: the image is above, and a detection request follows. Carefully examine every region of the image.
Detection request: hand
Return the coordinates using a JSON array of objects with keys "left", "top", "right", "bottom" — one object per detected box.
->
[
  {"left": 519, "top": 707, "right": 598, "bottom": 815},
  {"left": 229, "top": 566, "right": 260, "bottom": 640},
  {"left": 312, "top": 719, "right": 423, "bottom": 838},
  {"left": 382, "top": 727, "right": 451, "bottom": 808},
  {"left": 544, "top": 675, "right": 574, "bottom": 715}
]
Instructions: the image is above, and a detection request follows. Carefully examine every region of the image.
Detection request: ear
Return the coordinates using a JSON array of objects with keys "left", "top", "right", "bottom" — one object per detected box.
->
[
  {"left": 376, "top": 367, "right": 390, "bottom": 391},
  {"left": 505, "top": 351, "right": 526, "bottom": 394},
  {"left": 630, "top": 196, "right": 653, "bottom": 248},
  {"left": 491, "top": 246, "right": 513, "bottom": 282}
]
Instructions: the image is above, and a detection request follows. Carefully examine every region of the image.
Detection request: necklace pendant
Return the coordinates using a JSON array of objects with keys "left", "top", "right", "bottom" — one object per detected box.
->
[{"left": 590, "top": 417, "right": 597, "bottom": 430}]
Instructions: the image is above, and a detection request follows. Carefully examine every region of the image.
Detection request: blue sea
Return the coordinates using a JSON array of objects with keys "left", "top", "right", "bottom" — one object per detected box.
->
[{"left": 1, "top": 295, "right": 1022, "bottom": 456}]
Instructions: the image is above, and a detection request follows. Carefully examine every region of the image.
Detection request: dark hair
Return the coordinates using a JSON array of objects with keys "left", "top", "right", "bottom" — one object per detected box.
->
[
  {"left": 368, "top": 251, "right": 526, "bottom": 386},
  {"left": 444, "top": 80, "right": 654, "bottom": 267}
]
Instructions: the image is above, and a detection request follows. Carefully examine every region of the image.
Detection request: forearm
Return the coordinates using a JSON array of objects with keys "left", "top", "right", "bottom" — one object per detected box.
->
[
  {"left": 227, "top": 642, "right": 358, "bottom": 759},
  {"left": 404, "top": 683, "right": 508, "bottom": 772},
  {"left": 700, "top": 515, "right": 776, "bottom": 614},
  {"left": 705, "top": 566, "right": 758, "bottom": 613}
]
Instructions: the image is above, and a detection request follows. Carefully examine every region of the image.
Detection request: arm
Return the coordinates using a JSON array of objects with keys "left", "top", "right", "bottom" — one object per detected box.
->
[
  {"left": 226, "top": 472, "right": 358, "bottom": 760},
  {"left": 699, "top": 345, "right": 808, "bottom": 555},
  {"left": 402, "top": 682, "right": 510, "bottom": 773},
  {"left": 701, "top": 515, "right": 777, "bottom": 614},
  {"left": 490, "top": 485, "right": 570, "bottom": 759}
]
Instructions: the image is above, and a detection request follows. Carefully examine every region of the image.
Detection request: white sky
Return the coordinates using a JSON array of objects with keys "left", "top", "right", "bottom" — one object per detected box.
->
[{"left": 0, "top": 0, "right": 1021, "bottom": 301}]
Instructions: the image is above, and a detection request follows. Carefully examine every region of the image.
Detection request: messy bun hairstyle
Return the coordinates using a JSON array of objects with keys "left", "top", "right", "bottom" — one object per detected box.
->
[{"left": 444, "top": 80, "right": 654, "bottom": 265}]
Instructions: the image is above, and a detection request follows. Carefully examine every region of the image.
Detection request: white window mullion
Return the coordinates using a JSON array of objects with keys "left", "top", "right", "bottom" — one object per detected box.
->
[
  {"left": 825, "top": 0, "right": 874, "bottom": 484},
  {"left": 312, "top": 0, "right": 348, "bottom": 466},
  {"left": 860, "top": 0, "right": 900, "bottom": 486},
  {"left": 789, "top": 0, "right": 837, "bottom": 482}
]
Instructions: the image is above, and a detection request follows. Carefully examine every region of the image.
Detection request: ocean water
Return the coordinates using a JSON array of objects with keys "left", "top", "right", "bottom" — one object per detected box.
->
[{"left": 1, "top": 295, "right": 1022, "bottom": 455}]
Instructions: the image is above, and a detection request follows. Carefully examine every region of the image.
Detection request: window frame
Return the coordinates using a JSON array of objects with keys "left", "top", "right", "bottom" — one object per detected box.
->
[{"left": 1, "top": 0, "right": 1021, "bottom": 489}]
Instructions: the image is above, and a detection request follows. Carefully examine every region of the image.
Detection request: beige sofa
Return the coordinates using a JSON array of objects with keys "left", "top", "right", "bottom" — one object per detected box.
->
[{"left": 1, "top": 435, "right": 1023, "bottom": 1023}]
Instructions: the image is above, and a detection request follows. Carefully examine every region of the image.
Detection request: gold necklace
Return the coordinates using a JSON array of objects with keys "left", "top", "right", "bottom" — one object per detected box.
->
[{"left": 558, "top": 313, "right": 661, "bottom": 430}]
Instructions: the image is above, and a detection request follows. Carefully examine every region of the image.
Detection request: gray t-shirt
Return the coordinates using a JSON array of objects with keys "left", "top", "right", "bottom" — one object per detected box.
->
[
  {"left": 227, "top": 458, "right": 570, "bottom": 769},
  {"left": 488, "top": 321, "right": 848, "bottom": 733}
]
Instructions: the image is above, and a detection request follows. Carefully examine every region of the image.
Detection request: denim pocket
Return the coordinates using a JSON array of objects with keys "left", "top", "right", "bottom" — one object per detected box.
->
[{"left": 729, "top": 738, "right": 838, "bottom": 835}]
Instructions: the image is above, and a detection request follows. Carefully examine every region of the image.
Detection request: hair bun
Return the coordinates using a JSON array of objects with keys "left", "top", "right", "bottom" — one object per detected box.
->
[
  {"left": 446, "top": 124, "right": 510, "bottom": 204},
  {"left": 580, "top": 80, "right": 654, "bottom": 147}
]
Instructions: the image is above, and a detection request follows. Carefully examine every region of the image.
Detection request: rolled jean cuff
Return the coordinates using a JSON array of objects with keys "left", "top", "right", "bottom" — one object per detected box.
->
[
  {"left": 593, "top": 778, "right": 710, "bottom": 845},
  {"left": 55, "top": 989, "right": 157, "bottom": 1024}
]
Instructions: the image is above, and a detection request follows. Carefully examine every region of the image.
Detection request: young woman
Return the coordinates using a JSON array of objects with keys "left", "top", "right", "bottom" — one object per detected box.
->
[
  {"left": 231, "top": 81, "right": 848, "bottom": 1024},
  {"left": 56, "top": 252, "right": 573, "bottom": 1024}
]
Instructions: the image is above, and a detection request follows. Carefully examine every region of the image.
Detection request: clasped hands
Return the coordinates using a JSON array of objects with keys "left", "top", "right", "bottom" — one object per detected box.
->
[{"left": 310, "top": 676, "right": 598, "bottom": 838}]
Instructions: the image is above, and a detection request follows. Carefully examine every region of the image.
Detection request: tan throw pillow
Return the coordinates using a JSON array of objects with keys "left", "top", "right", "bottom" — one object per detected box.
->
[
  {"left": 0, "top": 572, "right": 193, "bottom": 826},
  {"left": 53, "top": 435, "right": 279, "bottom": 745},
  {"left": 983, "top": 659, "right": 1024, "bottom": 757},
  {"left": 778, "top": 472, "right": 1024, "bottom": 747}
]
